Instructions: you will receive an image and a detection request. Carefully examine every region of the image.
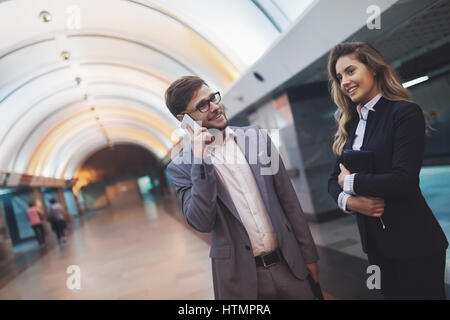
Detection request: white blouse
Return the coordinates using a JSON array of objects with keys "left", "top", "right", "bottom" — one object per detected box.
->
[{"left": 338, "top": 93, "right": 382, "bottom": 213}]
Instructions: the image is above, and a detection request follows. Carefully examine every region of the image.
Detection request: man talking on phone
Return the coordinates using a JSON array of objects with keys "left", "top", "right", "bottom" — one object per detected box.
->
[{"left": 165, "top": 76, "right": 319, "bottom": 300}]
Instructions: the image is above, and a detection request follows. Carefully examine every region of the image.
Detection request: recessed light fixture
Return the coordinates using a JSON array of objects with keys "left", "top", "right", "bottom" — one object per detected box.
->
[
  {"left": 61, "top": 51, "right": 71, "bottom": 60},
  {"left": 75, "top": 77, "right": 82, "bottom": 85},
  {"left": 39, "top": 11, "right": 52, "bottom": 23}
]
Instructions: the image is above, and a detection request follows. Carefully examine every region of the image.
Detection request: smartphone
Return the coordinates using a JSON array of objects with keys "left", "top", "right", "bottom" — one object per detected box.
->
[
  {"left": 181, "top": 114, "right": 214, "bottom": 145},
  {"left": 181, "top": 114, "right": 201, "bottom": 132}
]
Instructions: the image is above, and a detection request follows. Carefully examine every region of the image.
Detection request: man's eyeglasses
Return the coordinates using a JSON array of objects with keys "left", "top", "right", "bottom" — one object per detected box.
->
[{"left": 182, "top": 92, "right": 221, "bottom": 115}]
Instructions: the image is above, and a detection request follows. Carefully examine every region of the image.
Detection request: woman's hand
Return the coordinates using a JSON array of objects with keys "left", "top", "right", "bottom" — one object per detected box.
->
[
  {"left": 346, "top": 196, "right": 385, "bottom": 217},
  {"left": 338, "top": 163, "right": 351, "bottom": 188}
]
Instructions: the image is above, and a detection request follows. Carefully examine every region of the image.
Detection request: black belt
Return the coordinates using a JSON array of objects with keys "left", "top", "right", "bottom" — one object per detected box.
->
[{"left": 255, "top": 249, "right": 282, "bottom": 268}]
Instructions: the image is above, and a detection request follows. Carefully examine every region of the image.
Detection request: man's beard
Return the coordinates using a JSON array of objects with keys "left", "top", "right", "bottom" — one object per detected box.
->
[
  {"left": 207, "top": 121, "right": 228, "bottom": 132},
  {"left": 205, "top": 111, "right": 228, "bottom": 131}
]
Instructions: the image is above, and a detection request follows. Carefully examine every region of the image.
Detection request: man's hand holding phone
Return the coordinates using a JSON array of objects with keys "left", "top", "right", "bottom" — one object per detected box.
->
[{"left": 182, "top": 114, "right": 214, "bottom": 159}]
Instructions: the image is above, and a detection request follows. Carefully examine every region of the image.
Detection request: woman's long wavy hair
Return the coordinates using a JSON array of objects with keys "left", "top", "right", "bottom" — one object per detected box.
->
[{"left": 327, "top": 42, "right": 429, "bottom": 156}]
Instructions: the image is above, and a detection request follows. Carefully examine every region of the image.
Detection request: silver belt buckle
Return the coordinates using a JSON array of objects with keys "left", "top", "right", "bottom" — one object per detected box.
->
[{"left": 261, "top": 251, "right": 277, "bottom": 268}]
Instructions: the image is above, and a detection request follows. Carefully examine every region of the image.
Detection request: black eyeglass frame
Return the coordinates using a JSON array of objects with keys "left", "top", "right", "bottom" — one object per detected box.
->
[{"left": 180, "top": 91, "right": 221, "bottom": 115}]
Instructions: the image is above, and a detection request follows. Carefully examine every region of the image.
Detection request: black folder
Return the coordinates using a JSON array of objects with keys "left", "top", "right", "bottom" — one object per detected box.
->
[
  {"left": 342, "top": 149, "right": 386, "bottom": 240},
  {"left": 342, "top": 150, "right": 374, "bottom": 174}
]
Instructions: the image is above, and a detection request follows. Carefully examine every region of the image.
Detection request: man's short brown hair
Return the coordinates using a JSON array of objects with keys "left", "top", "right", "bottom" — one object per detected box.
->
[{"left": 164, "top": 76, "right": 207, "bottom": 117}]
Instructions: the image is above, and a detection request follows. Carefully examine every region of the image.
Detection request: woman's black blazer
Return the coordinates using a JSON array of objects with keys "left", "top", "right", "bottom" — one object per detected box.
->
[{"left": 328, "top": 97, "right": 448, "bottom": 259}]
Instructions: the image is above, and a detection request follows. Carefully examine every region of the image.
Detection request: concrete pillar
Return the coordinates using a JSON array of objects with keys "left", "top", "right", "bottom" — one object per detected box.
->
[
  {"left": 57, "top": 188, "right": 68, "bottom": 214},
  {"left": 247, "top": 95, "right": 316, "bottom": 218},
  {"left": 286, "top": 82, "right": 344, "bottom": 222},
  {"left": 31, "top": 187, "right": 46, "bottom": 215},
  {"left": 73, "top": 192, "right": 84, "bottom": 216},
  {"left": 57, "top": 188, "right": 73, "bottom": 224}
]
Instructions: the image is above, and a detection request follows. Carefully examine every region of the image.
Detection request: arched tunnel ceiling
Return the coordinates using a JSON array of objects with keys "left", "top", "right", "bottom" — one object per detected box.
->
[{"left": 0, "top": 0, "right": 307, "bottom": 179}]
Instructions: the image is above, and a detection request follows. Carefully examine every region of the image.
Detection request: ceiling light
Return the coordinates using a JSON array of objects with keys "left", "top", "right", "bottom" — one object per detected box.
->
[
  {"left": 39, "top": 11, "right": 52, "bottom": 23},
  {"left": 61, "top": 51, "right": 71, "bottom": 60},
  {"left": 402, "top": 76, "right": 429, "bottom": 88}
]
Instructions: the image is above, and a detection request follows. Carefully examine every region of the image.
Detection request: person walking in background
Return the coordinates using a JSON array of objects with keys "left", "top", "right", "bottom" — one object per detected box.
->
[
  {"left": 26, "top": 202, "right": 46, "bottom": 246},
  {"left": 48, "top": 199, "right": 67, "bottom": 244},
  {"left": 327, "top": 42, "right": 448, "bottom": 299}
]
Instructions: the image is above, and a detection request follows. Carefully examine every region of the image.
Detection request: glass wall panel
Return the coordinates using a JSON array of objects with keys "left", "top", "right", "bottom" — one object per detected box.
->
[{"left": 64, "top": 189, "right": 79, "bottom": 216}]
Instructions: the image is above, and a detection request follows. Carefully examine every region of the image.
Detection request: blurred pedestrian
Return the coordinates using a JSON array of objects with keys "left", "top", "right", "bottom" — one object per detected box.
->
[
  {"left": 48, "top": 199, "right": 67, "bottom": 244},
  {"left": 26, "top": 202, "right": 46, "bottom": 246}
]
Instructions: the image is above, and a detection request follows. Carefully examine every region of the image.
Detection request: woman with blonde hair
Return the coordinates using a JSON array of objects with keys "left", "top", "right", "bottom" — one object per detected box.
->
[{"left": 327, "top": 42, "right": 448, "bottom": 299}]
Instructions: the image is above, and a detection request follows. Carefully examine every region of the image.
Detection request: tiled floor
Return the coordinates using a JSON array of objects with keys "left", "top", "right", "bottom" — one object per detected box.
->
[{"left": 0, "top": 198, "right": 214, "bottom": 299}]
